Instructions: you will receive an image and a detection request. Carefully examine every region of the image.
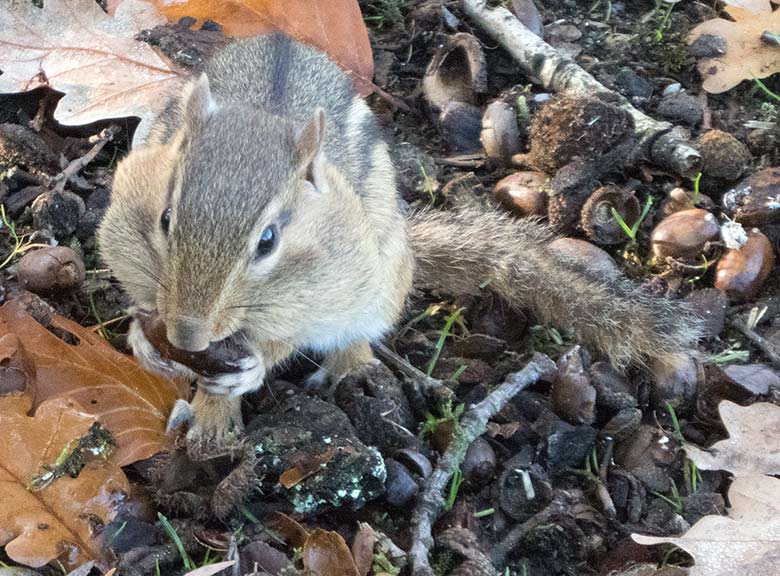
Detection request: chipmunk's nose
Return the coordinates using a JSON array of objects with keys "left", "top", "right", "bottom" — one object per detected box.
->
[{"left": 166, "top": 316, "right": 210, "bottom": 352}]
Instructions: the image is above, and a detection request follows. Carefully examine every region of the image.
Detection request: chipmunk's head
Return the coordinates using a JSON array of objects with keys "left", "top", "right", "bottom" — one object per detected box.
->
[{"left": 99, "top": 73, "right": 357, "bottom": 354}]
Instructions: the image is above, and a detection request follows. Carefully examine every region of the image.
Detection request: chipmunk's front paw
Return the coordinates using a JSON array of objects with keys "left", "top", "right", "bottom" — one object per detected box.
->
[{"left": 167, "top": 391, "right": 244, "bottom": 458}]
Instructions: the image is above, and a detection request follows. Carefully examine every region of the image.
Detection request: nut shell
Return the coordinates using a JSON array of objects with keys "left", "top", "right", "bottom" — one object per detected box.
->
[
  {"left": 723, "top": 167, "right": 780, "bottom": 227},
  {"left": 492, "top": 171, "right": 548, "bottom": 217},
  {"left": 481, "top": 101, "right": 522, "bottom": 162},
  {"left": 580, "top": 184, "right": 640, "bottom": 246},
  {"left": 16, "top": 246, "right": 85, "bottom": 295},
  {"left": 136, "top": 311, "right": 251, "bottom": 377},
  {"left": 714, "top": 229, "right": 773, "bottom": 302},
  {"left": 422, "top": 33, "right": 486, "bottom": 111},
  {"left": 650, "top": 208, "right": 719, "bottom": 261}
]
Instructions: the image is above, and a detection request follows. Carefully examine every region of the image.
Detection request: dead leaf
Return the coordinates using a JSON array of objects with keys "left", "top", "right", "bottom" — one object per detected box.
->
[
  {"left": 183, "top": 561, "right": 236, "bottom": 576},
  {"left": 723, "top": 0, "right": 773, "bottom": 19},
  {"left": 275, "top": 512, "right": 310, "bottom": 549},
  {"left": 351, "top": 523, "right": 375, "bottom": 576},
  {"left": 0, "top": 395, "right": 128, "bottom": 570},
  {"left": 147, "top": 0, "right": 374, "bottom": 94},
  {"left": 0, "top": 295, "right": 189, "bottom": 466},
  {"left": 0, "top": 0, "right": 185, "bottom": 142},
  {"left": 633, "top": 475, "right": 780, "bottom": 576},
  {"left": 684, "top": 401, "right": 780, "bottom": 476},
  {"left": 279, "top": 446, "right": 337, "bottom": 489},
  {"left": 303, "top": 529, "right": 360, "bottom": 576},
  {"left": 689, "top": 9, "right": 780, "bottom": 93}
]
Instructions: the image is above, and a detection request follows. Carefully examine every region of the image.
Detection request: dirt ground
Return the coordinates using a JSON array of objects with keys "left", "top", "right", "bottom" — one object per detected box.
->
[{"left": 2, "top": 0, "right": 780, "bottom": 575}]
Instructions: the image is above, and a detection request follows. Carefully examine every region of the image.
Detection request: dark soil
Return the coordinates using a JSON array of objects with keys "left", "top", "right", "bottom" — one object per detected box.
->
[{"left": 2, "top": 1, "right": 780, "bottom": 575}]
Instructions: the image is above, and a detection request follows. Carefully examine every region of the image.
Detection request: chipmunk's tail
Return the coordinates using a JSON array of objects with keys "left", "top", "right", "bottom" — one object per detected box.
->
[{"left": 407, "top": 206, "right": 701, "bottom": 370}]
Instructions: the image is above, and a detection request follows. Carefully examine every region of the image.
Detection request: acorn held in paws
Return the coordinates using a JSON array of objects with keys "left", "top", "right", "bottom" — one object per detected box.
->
[{"left": 136, "top": 311, "right": 251, "bottom": 377}]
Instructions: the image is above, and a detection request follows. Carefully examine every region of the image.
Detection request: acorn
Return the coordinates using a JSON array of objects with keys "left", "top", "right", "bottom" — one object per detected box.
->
[
  {"left": 481, "top": 101, "right": 522, "bottom": 163},
  {"left": 549, "top": 237, "right": 618, "bottom": 279},
  {"left": 714, "top": 228, "right": 773, "bottom": 302},
  {"left": 580, "top": 184, "right": 640, "bottom": 245},
  {"left": 136, "top": 311, "right": 252, "bottom": 377},
  {"left": 461, "top": 437, "right": 497, "bottom": 486},
  {"left": 650, "top": 208, "right": 719, "bottom": 261},
  {"left": 492, "top": 171, "right": 549, "bottom": 217},
  {"left": 422, "top": 33, "right": 487, "bottom": 111},
  {"left": 16, "top": 246, "right": 85, "bottom": 295},
  {"left": 650, "top": 355, "right": 702, "bottom": 412},
  {"left": 384, "top": 459, "right": 419, "bottom": 507}
]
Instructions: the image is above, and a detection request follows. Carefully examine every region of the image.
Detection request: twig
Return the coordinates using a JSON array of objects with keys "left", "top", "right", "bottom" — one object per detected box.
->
[
  {"left": 374, "top": 341, "right": 453, "bottom": 399},
  {"left": 408, "top": 353, "right": 555, "bottom": 576},
  {"left": 731, "top": 317, "right": 780, "bottom": 367},
  {"left": 460, "top": 0, "right": 702, "bottom": 177},
  {"left": 53, "top": 125, "right": 119, "bottom": 192}
]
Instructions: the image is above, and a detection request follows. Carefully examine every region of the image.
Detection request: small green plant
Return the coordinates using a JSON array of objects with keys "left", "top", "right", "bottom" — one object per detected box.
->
[
  {"left": 449, "top": 364, "right": 468, "bottom": 381},
  {"left": 612, "top": 195, "right": 654, "bottom": 244},
  {"left": 530, "top": 324, "right": 573, "bottom": 354},
  {"left": 654, "top": 0, "right": 678, "bottom": 42},
  {"left": 474, "top": 507, "right": 495, "bottom": 518},
  {"left": 444, "top": 468, "right": 464, "bottom": 511},
  {"left": 0, "top": 205, "right": 22, "bottom": 270},
  {"left": 706, "top": 342, "right": 750, "bottom": 365},
  {"left": 684, "top": 458, "right": 702, "bottom": 494},
  {"left": 652, "top": 479, "right": 683, "bottom": 512},
  {"left": 754, "top": 77, "right": 780, "bottom": 103},
  {"left": 516, "top": 94, "right": 530, "bottom": 129},
  {"left": 692, "top": 171, "right": 702, "bottom": 204},
  {"left": 421, "top": 400, "right": 464, "bottom": 437},
  {"left": 158, "top": 512, "right": 195, "bottom": 571},
  {"left": 363, "top": 0, "right": 406, "bottom": 29},
  {"left": 665, "top": 402, "right": 685, "bottom": 444},
  {"left": 426, "top": 306, "right": 465, "bottom": 376}
]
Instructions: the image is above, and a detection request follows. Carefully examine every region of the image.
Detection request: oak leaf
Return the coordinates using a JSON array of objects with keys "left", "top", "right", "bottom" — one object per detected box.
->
[
  {"left": 723, "top": 0, "right": 773, "bottom": 20},
  {"left": 303, "top": 529, "right": 360, "bottom": 576},
  {"left": 633, "top": 475, "right": 780, "bottom": 576},
  {"left": 689, "top": 8, "right": 780, "bottom": 93},
  {"left": 0, "top": 0, "right": 185, "bottom": 142},
  {"left": 0, "top": 295, "right": 189, "bottom": 466},
  {"left": 147, "top": 0, "right": 374, "bottom": 94},
  {"left": 0, "top": 393, "right": 128, "bottom": 570},
  {"left": 683, "top": 400, "right": 780, "bottom": 476}
]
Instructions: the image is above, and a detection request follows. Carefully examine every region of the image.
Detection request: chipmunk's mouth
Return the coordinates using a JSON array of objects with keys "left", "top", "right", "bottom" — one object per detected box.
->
[{"left": 134, "top": 310, "right": 254, "bottom": 379}]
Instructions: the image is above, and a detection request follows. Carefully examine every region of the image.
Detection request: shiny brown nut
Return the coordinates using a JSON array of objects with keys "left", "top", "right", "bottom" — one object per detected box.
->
[
  {"left": 462, "top": 436, "right": 497, "bottom": 486},
  {"left": 650, "top": 208, "right": 719, "bottom": 261},
  {"left": 723, "top": 167, "right": 780, "bottom": 226},
  {"left": 492, "top": 171, "right": 549, "bottom": 217},
  {"left": 16, "top": 246, "right": 85, "bottom": 295},
  {"left": 136, "top": 311, "right": 251, "bottom": 377},
  {"left": 550, "top": 237, "right": 619, "bottom": 279},
  {"left": 481, "top": 101, "right": 522, "bottom": 163},
  {"left": 714, "top": 228, "right": 773, "bottom": 302}
]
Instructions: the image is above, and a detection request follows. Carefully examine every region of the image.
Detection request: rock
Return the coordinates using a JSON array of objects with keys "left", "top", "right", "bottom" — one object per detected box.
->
[
  {"left": 722, "top": 363, "right": 780, "bottom": 395},
  {"left": 696, "top": 129, "right": 751, "bottom": 183},
  {"left": 650, "top": 355, "right": 701, "bottom": 412},
  {"left": 247, "top": 395, "right": 386, "bottom": 515},
  {"left": 651, "top": 208, "right": 719, "bottom": 262},
  {"left": 16, "top": 246, "right": 85, "bottom": 295},
  {"left": 714, "top": 228, "right": 774, "bottom": 302},
  {"left": 656, "top": 92, "right": 703, "bottom": 126},
  {"left": 31, "top": 190, "right": 86, "bottom": 239},
  {"left": 546, "top": 422, "right": 598, "bottom": 474},
  {"left": 614, "top": 425, "right": 676, "bottom": 493},
  {"left": 492, "top": 171, "right": 549, "bottom": 217},
  {"left": 615, "top": 68, "right": 653, "bottom": 102},
  {"left": 440, "top": 101, "right": 483, "bottom": 154},
  {"left": 239, "top": 541, "right": 292, "bottom": 575},
  {"left": 481, "top": 101, "right": 522, "bottom": 163},
  {"left": 684, "top": 288, "right": 729, "bottom": 339},
  {"left": 723, "top": 167, "right": 780, "bottom": 227},
  {"left": 509, "top": 0, "right": 543, "bottom": 37}
]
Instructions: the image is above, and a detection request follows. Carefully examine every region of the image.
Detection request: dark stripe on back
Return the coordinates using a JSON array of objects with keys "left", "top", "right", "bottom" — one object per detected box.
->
[{"left": 268, "top": 33, "right": 292, "bottom": 109}]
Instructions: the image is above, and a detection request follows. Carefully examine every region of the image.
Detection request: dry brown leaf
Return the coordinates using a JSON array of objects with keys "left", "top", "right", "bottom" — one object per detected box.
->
[
  {"left": 147, "top": 0, "right": 374, "bottom": 94},
  {"left": 351, "top": 523, "right": 375, "bottom": 576},
  {"left": 0, "top": 295, "right": 188, "bottom": 466},
  {"left": 279, "top": 446, "right": 337, "bottom": 489},
  {"left": 633, "top": 476, "right": 780, "bottom": 576},
  {"left": 0, "top": 0, "right": 185, "bottom": 142},
  {"left": 723, "top": 0, "right": 772, "bottom": 19},
  {"left": 689, "top": 9, "right": 780, "bottom": 93},
  {"left": 0, "top": 394, "right": 128, "bottom": 570},
  {"left": 303, "top": 529, "right": 360, "bottom": 576},
  {"left": 684, "top": 401, "right": 780, "bottom": 476}
]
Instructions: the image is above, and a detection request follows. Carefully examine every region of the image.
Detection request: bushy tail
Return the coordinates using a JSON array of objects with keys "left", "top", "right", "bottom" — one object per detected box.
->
[{"left": 407, "top": 207, "right": 701, "bottom": 370}]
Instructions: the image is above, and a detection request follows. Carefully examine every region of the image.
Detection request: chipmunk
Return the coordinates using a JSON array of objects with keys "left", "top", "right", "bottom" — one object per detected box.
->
[{"left": 98, "top": 33, "right": 699, "bottom": 445}]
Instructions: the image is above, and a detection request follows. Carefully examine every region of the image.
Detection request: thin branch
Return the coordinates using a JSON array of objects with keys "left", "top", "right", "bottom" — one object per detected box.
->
[
  {"left": 53, "top": 125, "right": 119, "bottom": 192},
  {"left": 408, "top": 353, "right": 556, "bottom": 576},
  {"left": 460, "top": 0, "right": 702, "bottom": 177},
  {"left": 731, "top": 317, "right": 780, "bottom": 367}
]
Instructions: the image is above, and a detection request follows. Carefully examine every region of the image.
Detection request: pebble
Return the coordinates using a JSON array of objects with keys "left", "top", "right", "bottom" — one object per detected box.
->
[{"left": 657, "top": 92, "right": 704, "bottom": 126}]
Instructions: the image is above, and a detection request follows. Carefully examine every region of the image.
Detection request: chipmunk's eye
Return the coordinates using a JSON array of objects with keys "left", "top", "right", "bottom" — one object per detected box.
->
[
  {"left": 255, "top": 224, "right": 278, "bottom": 260},
  {"left": 160, "top": 207, "right": 171, "bottom": 235}
]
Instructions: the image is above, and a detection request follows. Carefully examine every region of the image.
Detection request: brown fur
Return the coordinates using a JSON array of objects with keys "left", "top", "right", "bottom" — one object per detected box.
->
[{"left": 98, "top": 33, "right": 699, "bottom": 441}]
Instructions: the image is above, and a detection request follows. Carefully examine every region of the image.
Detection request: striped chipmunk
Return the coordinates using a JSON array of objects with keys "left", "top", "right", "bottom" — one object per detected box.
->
[{"left": 98, "top": 33, "right": 700, "bottom": 445}]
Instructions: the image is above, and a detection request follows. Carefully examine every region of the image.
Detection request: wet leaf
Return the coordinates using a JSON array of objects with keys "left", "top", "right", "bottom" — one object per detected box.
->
[
  {"left": 0, "top": 394, "right": 128, "bottom": 570},
  {"left": 0, "top": 295, "right": 189, "bottom": 466},
  {"left": 147, "top": 0, "right": 374, "bottom": 94},
  {"left": 279, "top": 446, "right": 337, "bottom": 489},
  {"left": 684, "top": 401, "right": 780, "bottom": 476},
  {"left": 689, "top": 9, "right": 780, "bottom": 93},
  {"left": 0, "top": 0, "right": 185, "bottom": 142},
  {"left": 351, "top": 523, "right": 375, "bottom": 576},
  {"left": 303, "top": 529, "right": 360, "bottom": 576},
  {"left": 633, "top": 476, "right": 780, "bottom": 575}
]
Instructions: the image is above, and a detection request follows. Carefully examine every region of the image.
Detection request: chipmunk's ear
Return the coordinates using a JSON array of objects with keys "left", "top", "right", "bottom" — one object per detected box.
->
[
  {"left": 180, "top": 73, "right": 218, "bottom": 132},
  {"left": 295, "top": 108, "right": 326, "bottom": 186}
]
